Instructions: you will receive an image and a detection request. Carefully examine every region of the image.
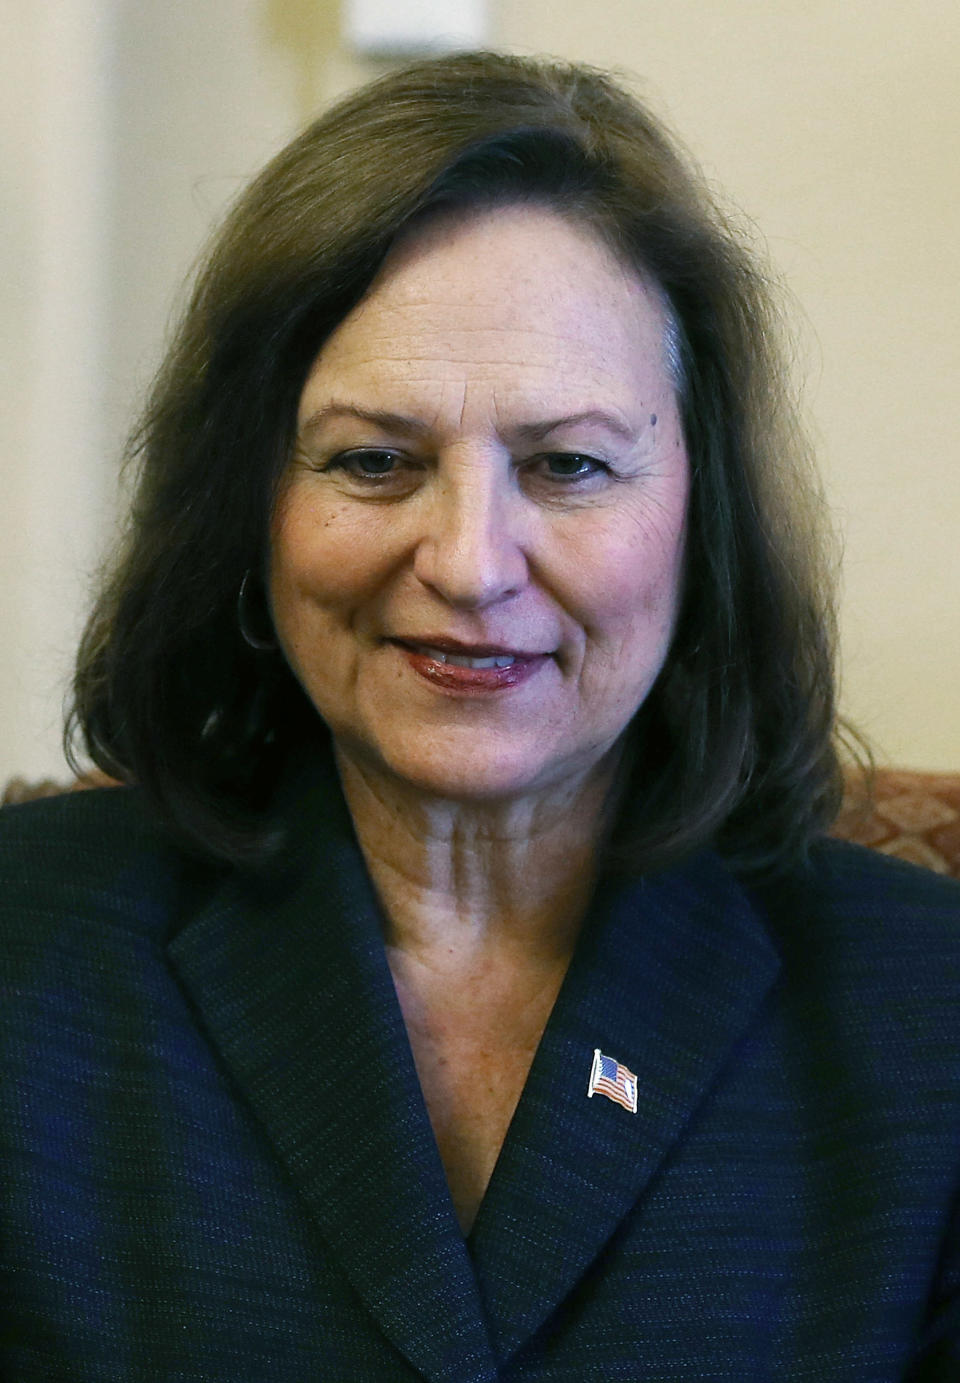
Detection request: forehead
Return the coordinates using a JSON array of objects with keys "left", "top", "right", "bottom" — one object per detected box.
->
[
  {"left": 299, "top": 205, "right": 674, "bottom": 418},
  {"left": 379, "top": 203, "right": 646, "bottom": 303}
]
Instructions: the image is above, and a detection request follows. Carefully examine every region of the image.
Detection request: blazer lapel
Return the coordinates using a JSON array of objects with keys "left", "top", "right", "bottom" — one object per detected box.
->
[
  {"left": 467, "top": 851, "right": 781, "bottom": 1363},
  {"left": 166, "top": 769, "right": 498, "bottom": 1383}
]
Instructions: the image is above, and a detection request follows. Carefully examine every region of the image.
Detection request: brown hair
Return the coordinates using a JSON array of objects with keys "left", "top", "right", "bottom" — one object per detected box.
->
[{"left": 70, "top": 50, "right": 847, "bottom": 875}]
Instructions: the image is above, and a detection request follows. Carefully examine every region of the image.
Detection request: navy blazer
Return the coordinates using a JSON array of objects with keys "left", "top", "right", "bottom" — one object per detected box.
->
[{"left": 2, "top": 773, "right": 960, "bottom": 1381}]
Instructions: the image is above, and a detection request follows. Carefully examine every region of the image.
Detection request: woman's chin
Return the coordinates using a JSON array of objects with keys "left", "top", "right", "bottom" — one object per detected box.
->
[
  {"left": 378, "top": 756, "right": 546, "bottom": 805},
  {"left": 333, "top": 734, "right": 611, "bottom": 811}
]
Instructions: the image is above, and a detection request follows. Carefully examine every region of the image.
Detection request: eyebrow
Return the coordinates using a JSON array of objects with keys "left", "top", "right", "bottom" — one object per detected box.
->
[
  {"left": 513, "top": 410, "right": 637, "bottom": 444},
  {"left": 299, "top": 403, "right": 431, "bottom": 440},
  {"left": 298, "top": 402, "right": 639, "bottom": 445}
]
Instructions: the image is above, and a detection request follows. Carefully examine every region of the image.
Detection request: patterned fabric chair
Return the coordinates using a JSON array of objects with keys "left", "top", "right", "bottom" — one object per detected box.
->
[
  {"left": 1, "top": 770, "right": 117, "bottom": 804},
  {"left": 3, "top": 767, "right": 960, "bottom": 879}
]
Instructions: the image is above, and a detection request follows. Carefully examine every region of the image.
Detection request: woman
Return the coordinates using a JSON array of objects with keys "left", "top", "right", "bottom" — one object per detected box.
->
[{"left": 2, "top": 51, "right": 959, "bottom": 1382}]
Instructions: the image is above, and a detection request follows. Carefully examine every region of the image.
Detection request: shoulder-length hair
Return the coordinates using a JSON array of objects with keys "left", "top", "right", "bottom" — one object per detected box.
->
[{"left": 70, "top": 49, "right": 846, "bottom": 876}]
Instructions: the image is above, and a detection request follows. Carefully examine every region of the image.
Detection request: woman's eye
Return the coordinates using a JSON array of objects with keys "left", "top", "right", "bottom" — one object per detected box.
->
[
  {"left": 539, "top": 453, "right": 607, "bottom": 481},
  {"left": 328, "top": 449, "right": 405, "bottom": 481}
]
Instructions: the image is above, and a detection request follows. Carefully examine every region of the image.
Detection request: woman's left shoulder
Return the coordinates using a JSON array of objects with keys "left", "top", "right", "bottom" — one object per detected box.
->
[
  {"left": 803, "top": 834, "right": 960, "bottom": 906},
  {"left": 802, "top": 835, "right": 960, "bottom": 901},
  {"left": 752, "top": 836, "right": 960, "bottom": 970}
]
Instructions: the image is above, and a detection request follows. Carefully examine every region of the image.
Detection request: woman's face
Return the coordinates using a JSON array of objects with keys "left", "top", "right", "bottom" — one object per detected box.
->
[{"left": 270, "top": 205, "right": 689, "bottom": 807}]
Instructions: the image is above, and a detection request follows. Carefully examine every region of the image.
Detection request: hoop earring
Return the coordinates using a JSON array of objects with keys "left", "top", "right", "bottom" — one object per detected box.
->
[{"left": 237, "top": 570, "right": 277, "bottom": 651}]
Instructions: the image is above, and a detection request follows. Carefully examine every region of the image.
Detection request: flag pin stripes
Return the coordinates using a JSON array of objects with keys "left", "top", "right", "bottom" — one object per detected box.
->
[{"left": 587, "top": 1048, "right": 638, "bottom": 1113}]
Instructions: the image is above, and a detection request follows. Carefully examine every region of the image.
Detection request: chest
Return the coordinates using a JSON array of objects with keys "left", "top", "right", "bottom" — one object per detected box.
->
[{"left": 390, "top": 964, "right": 564, "bottom": 1234}]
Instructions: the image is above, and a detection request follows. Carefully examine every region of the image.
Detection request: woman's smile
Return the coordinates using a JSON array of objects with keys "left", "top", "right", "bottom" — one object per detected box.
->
[{"left": 389, "top": 636, "right": 554, "bottom": 693}]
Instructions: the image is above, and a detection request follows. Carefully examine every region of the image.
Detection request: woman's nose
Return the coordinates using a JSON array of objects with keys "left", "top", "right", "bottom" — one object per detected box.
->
[{"left": 411, "top": 460, "right": 529, "bottom": 609}]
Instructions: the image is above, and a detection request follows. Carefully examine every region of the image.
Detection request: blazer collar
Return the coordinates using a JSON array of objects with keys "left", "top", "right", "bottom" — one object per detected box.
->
[
  {"left": 167, "top": 761, "right": 499, "bottom": 1383},
  {"left": 467, "top": 850, "right": 781, "bottom": 1360},
  {"left": 167, "top": 759, "right": 780, "bottom": 1374}
]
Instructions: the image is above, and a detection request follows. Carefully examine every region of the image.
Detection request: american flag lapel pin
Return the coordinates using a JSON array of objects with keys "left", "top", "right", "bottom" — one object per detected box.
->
[{"left": 587, "top": 1047, "right": 638, "bottom": 1114}]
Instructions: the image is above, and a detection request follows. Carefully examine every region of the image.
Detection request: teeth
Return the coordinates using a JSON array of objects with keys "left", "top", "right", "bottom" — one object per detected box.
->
[{"left": 414, "top": 644, "right": 516, "bottom": 669}]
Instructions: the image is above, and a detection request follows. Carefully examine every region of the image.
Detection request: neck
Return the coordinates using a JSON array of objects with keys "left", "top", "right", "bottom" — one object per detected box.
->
[{"left": 334, "top": 748, "right": 618, "bottom": 969}]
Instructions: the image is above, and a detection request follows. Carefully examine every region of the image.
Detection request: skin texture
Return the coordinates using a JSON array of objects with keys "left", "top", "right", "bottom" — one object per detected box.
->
[{"left": 269, "top": 206, "right": 689, "bottom": 1230}]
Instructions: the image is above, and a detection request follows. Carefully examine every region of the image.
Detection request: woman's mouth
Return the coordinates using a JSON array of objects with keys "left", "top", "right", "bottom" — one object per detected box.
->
[
  {"left": 409, "top": 643, "right": 517, "bottom": 669},
  {"left": 391, "top": 639, "right": 550, "bottom": 692}
]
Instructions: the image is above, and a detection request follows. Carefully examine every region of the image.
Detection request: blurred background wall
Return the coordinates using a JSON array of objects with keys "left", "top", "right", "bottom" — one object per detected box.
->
[{"left": 2, "top": 0, "right": 958, "bottom": 782}]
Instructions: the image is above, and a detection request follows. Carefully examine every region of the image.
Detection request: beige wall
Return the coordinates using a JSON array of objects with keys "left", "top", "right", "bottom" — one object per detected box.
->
[
  {"left": 2, "top": 0, "right": 957, "bottom": 781},
  {"left": 1, "top": 2, "right": 114, "bottom": 782}
]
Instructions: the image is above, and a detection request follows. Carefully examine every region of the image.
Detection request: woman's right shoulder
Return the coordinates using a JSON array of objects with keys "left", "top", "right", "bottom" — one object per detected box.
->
[{"left": 0, "top": 786, "right": 214, "bottom": 951}]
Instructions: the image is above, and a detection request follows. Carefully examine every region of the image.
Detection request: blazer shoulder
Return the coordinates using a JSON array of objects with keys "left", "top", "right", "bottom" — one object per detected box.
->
[
  {"left": 0, "top": 786, "right": 215, "bottom": 947},
  {"left": 803, "top": 834, "right": 960, "bottom": 909},
  {"left": 751, "top": 835, "right": 960, "bottom": 975}
]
